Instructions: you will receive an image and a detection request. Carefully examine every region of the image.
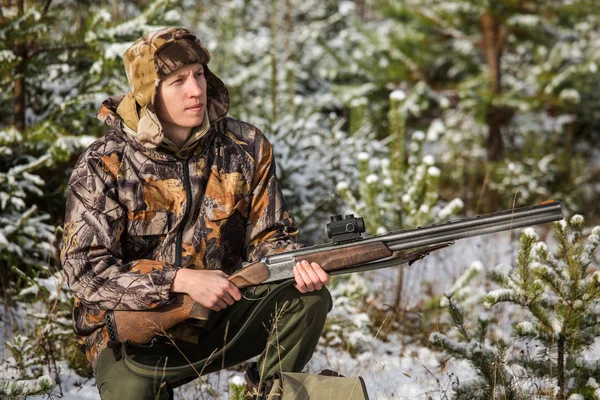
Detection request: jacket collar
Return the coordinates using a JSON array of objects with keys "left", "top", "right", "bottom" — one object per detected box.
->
[{"left": 96, "top": 95, "right": 225, "bottom": 162}]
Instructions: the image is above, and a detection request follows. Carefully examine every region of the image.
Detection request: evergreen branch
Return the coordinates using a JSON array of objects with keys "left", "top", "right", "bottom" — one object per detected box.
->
[
  {"left": 447, "top": 297, "right": 471, "bottom": 341},
  {"left": 475, "top": 317, "right": 490, "bottom": 343},
  {"left": 483, "top": 289, "right": 522, "bottom": 309},
  {"left": 527, "top": 302, "right": 553, "bottom": 335},
  {"left": 28, "top": 43, "right": 88, "bottom": 59},
  {"left": 532, "top": 263, "right": 561, "bottom": 294},
  {"left": 10, "top": 266, "right": 37, "bottom": 288},
  {"left": 512, "top": 329, "right": 540, "bottom": 342},
  {"left": 0, "top": 375, "right": 56, "bottom": 398},
  {"left": 488, "top": 268, "right": 519, "bottom": 293},
  {"left": 514, "top": 352, "right": 556, "bottom": 378},
  {"left": 8, "top": 154, "right": 50, "bottom": 176},
  {"left": 408, "top": 6, "right": 474, "bottom": 44}
]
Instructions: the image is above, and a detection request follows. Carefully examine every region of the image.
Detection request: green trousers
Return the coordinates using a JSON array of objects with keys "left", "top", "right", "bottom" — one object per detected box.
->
[{"left": 95, "top": 283, "right": 332, "bottom": 400}]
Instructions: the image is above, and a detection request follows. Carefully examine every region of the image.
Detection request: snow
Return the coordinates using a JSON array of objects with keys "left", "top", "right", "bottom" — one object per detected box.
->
[
  {"left": 516, "top": 321, "right": 535, "bottom": 334},
  {"left": 426, "top": 120, "right": 445, "bottom": 141},
  {"left": 336, "top": 181, "right": 349, "bottom": 191},
  {"left": 390, "top": 89, "right": 407, "bottom": 101},
  {"left": 484, "top": 289, "right": 513, "bottom": 307},
  {"left": 522, "top": 227, "right": 538, "bottom": 240},
  {"left": 18, "top": 272, "right": 69, "bottom": 302},
  {"left": 427, "top": 166, "right": 440, "bottom": 177},
  {"left": 366, "top": 174, "right": 378, "bottom": 184},
  {"left": 0, "top": 49, "right": 18, "bottom": 63},
  {"left": 412, "top": 131, "right": 425, "bottom": 141},
  {"left": 422, "top": 155, "right": 435, "bottom": 166},
  {"left": 437, "top": 199, "right": 464, "bottom": 220},
  {"left": 229, "top": 375, "right": 245, "bottom": 386},
  {"left": 357, "top": 152, "right": 370, "bottom": 161},
  {"left": 571, "top": 214, "right": 585, "bottom": 225}
]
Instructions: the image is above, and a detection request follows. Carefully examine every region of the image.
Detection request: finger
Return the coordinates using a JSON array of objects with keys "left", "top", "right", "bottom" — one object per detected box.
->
[
  {"left": 294, "top": 282, "right": 307, "bottom": 293},
  {"left": 228, "top": 284, "right": 242, "bottom": 301},
  {"left": 222, "top": 291, "right": 235, "bottom": 306},
  {"left": 216, "top": 299, "right": 228, "bottom": 310},
  {"left": 293, "top": 265, "right": 307, "bottom": 293},
  {"left": 297, "top": 261, "right": 316, "bottom": 292},
  {"left": 302, "top": 261, "right": 323, "bottom": 291},
  {"left": 311, "top": 262, "right": 331, "bottom": 286}
]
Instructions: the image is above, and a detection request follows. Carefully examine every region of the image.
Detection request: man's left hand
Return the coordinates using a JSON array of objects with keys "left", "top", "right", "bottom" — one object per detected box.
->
[{"left": 293, "top": 260, "right": 331, "bottom": 293}]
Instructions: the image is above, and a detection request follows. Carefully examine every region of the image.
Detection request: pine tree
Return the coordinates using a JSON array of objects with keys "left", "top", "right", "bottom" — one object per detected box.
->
[
  {"left": 432, "top": 216, "right": 600, "bottom": 399},
  {"left": 484, "top": 217, "right": 600, "bottom": 398}
]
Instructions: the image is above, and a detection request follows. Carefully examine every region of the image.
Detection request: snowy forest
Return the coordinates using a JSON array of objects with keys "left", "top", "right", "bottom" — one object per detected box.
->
[{"left": 1, "top": 0, "right": 599, "bottom": 399}]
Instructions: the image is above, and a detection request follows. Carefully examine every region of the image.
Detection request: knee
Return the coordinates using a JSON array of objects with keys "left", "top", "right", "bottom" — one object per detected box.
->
[
  {"left": 285, "top": 285, "right": 332, "bottom": 323},
  {"left": 302, "top": 286, "right": 333, "bottom": 315},
  {"left": 96, "top": 349, "right": 170, "bottom": 400}
]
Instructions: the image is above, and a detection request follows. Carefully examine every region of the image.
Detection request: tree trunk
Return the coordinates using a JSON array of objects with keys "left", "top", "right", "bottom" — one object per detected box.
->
[
  {"left": 485, "top": 110, "right": 505, "bottom": 162},
  {"left": 393, "top": 264, "right": 404, "bottom": 319},
  {"left": 480, "top": 12, "right": 506, "bottom": 161},
  {"left": 112, "top": 0, "right": 120, "bottom": 22},
  {"left": 557, "top": 332, "right": 565, "bottom": 399},
  {"left": 356, "top": 0, "right": 366, "bottom": 20},
  {"left": 13, "top": 44, "right": 26, "bottom": 132},
  {"left": 13, "top": 0, "right": 26, "bottom": 132},
  {"left": 269, "top": 0, "right": 278, "bottom": 124}
]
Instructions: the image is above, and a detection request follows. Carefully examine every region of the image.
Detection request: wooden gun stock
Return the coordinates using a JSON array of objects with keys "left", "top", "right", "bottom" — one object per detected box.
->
[
  {"left": 112, "top": 260, "right": 270, "bottom": 344},
  {"left": 296, "top": 242, "right": 392, "bottom": 272}
]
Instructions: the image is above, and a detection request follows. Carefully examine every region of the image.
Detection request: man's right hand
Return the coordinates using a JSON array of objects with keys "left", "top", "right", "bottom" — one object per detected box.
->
[{"left": 171, "top": 269, "right": 242, "bottom": 311}]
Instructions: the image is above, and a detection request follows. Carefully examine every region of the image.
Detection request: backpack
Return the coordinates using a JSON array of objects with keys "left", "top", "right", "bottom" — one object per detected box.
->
[{"left": 263, "top": 370, "right": 370, "bottom": 400}]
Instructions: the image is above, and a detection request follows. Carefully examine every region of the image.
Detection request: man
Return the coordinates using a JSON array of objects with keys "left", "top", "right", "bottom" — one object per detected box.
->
[{"left": 60, "top": 27, "right": 331, "bottom": 399}]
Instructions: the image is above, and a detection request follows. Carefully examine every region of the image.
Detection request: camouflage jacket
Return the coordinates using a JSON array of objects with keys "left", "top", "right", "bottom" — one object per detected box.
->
[{"left": 60, "top": 96, "right": 301, "bottom": 370}]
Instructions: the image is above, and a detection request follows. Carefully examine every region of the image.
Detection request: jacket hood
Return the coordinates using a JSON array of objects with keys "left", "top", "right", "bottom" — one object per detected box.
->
[{"left": 103, "top": 27, "right": 229, "bottom": 149}]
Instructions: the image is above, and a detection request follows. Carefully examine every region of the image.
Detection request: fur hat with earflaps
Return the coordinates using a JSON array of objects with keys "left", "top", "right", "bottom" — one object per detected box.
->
[{"left": 117, "top": 27, "right": 229, "bottom": 148}]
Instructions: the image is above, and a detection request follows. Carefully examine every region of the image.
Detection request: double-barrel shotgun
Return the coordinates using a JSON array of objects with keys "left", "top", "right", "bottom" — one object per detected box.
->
[{"left": 109, "top": 201, "right": 563, "bottom": 344}]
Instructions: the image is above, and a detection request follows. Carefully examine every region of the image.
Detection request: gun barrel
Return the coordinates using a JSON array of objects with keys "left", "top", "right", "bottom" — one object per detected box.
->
[
  {"left": 266, "top": 202, "right": 563, "bottom": 263},
  {"left": 387, "top": 211, "right": 561, "bottom": 251},
  {"left": 377, "top": 202, "right": 562, "bottom": 244}
]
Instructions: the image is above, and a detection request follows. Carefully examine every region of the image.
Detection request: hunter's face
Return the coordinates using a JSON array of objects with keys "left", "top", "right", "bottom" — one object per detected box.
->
[{"left": 155, "top": 63, "right": 207, "bottom": 134}]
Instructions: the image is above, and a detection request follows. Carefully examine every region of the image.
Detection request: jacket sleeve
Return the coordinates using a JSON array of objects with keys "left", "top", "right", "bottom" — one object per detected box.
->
[
  {"left": 245, "top": 131, "right": 303, "bottom": 262},
  {"left": 60, "top": 151, "right": 177, "bottom": 311}
]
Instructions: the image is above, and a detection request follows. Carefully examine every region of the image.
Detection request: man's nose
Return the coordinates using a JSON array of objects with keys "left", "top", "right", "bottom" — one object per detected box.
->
[{"left": 186, "top": 77, "right": 202, "bottom": 97}]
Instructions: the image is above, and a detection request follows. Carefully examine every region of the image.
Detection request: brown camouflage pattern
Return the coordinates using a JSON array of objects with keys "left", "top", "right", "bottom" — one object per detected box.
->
[
  {"left": 116, "top": 27, "right": 229, "bottom": 148},
  {"left": 122, "top": 27, "right": 210, "bottom": 107},
  {"left": 61, "top": 96, "right": 301, "bottom": 370}
]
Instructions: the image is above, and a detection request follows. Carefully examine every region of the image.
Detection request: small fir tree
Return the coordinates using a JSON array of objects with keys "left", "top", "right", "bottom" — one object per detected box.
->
[
  {"left": 432, "top": 216, "right": 600, "bottom": 399},
  {"left": 484, "top": 217, "right": 600, "bottom": 398}
]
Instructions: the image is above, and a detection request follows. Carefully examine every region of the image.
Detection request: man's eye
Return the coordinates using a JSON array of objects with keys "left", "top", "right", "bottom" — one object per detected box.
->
[
  {"left": 171, "top": 79, "right": 182, "bottom": 85},
  {"left": 195, "top": 72, "right": 204, "bottom": 77}
]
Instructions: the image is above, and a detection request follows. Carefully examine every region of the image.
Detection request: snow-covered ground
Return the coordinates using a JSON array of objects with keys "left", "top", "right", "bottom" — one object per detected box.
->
[{"left": 2, "top": 229, "right": 598, "bottom": 399}]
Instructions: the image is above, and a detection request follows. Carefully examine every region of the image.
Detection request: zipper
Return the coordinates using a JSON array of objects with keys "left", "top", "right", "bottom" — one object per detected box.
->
[{"left": 175, "top": 161, "right": 192, "bottom": 267}]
